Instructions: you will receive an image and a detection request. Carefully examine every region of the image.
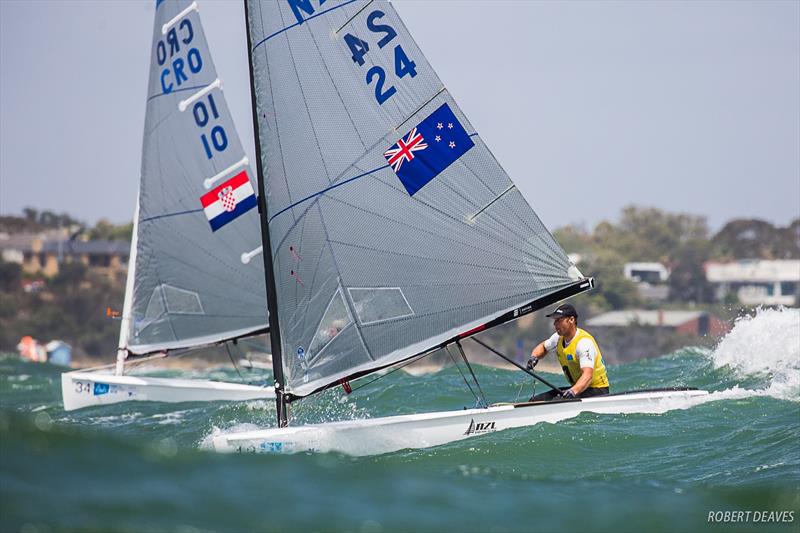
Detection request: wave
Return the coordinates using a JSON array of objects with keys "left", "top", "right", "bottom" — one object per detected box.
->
[{"left": 707, "top": 306, "right": 800, "bottom": 401}]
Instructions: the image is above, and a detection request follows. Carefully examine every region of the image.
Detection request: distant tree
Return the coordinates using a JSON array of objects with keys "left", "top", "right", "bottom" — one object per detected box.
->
[
  {"left": 580, "top": 250, "right": 641, "bottom": 310},
  {"left": 88, "top": 219, "right": 133, "bottom": 242},
  {"left": 51, "top": 262, "right": 87, "bottom": 289},
  {"left": 711, "top": 218, "right": 799, "bottom": 259},
  {"left": 22, "top": 208, "right": 38, "bottom": 223},
  {"left": 0, "top": 261, "right": 22, "bottom": 291},
  {"left": 552, "top": 224, "right": 592, "bottom": 255},
  {"left": 668, "top": 239, "right": 714, "bottom": 303}
]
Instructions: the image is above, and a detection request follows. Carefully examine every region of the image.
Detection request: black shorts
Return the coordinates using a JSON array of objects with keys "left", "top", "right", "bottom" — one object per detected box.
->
[{"left": 529, "top": 386, "right": 610, "bottom": 402}]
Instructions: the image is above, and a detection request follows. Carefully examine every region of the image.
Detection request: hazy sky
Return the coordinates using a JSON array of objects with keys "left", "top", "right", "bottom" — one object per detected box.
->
[{"left": 1, "top": 0, "right": 798, "bottom": 232}]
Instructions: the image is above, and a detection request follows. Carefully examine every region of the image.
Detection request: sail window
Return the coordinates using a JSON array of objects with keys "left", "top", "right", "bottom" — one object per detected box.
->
[
  {"left": 348, "top": 288, "right": 415, "bottom": 326},
  {"left": 309, "top": 289, "right": 352, "bottom": 358},
  {"left": 144, "top": 286, "right": 166, "bottom": 320},
  {"left": 162, "top": 285, "right": 205, "bottom": 314}
]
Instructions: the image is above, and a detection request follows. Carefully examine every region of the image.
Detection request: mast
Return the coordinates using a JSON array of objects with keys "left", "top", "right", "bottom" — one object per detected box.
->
[
  {"left": 115, "top": 195, "right": 140, "bottom": 376},
  {"left": 243, "top": 0, "right": 288, "bottom": 427}
]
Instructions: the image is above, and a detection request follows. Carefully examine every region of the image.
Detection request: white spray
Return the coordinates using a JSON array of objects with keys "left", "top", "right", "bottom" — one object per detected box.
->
[{"left": 710, "top": 306, "right": 800, "bottom": 401}]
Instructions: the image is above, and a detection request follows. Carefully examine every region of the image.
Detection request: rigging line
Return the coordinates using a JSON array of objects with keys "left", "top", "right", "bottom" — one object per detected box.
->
[
  {"left": 349, "top": 350, "right": 435, "bottom": 394},
  {"left": 445, "top": 345, "right": 482, "bottom": 408},
  {"left": 252, "top": 0, "right": 360, "bottom": 50},
  {"left": 455, "top": 341, "right": 488, "bottom": 408},
  {"left": 225, "top": 342, "right": 248, "bottom": 384},
  {"left": 470, "top": 337, "right": 563, "bottom": 394},
  {"left": 268, "top": 164, "right": 388, "bottom": 222}
]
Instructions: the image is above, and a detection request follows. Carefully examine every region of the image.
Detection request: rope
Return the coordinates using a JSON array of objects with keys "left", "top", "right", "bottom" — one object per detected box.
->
[
  {"left": 225, "top": 343, "right": 248, "bottom": 384},
  {"left": 348, "top": 351, "right": 433, "bottom": 394},
  {"left": 455, "top": 341, "right": 487, "bottom": 408},
  {"left": 445, "top": 345, "right": 482, "bottom": 408}
]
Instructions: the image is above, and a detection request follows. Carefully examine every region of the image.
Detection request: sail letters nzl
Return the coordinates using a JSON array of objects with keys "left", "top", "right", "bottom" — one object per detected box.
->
[
  {"left": 157, "top": 17, "right": 203, "bottom": 94},
  {"left": 287, "top": 0, "right": 330, "bottom": 25}
]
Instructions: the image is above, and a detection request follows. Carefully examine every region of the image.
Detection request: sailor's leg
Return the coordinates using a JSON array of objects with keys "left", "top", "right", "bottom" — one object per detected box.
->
[{"left": 577, "top": 387, "right": 610, "bottom": 398}]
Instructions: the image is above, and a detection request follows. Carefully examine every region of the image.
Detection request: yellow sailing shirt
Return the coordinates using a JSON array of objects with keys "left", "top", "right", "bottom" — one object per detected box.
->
[{"left": 554, "top": 328, "right": 609, "bottom": 388}]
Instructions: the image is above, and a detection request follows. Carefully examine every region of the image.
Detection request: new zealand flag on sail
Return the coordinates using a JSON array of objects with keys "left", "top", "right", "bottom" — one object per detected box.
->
[{"left": 384, "top": 103, "right": 475, "bottom": 196}]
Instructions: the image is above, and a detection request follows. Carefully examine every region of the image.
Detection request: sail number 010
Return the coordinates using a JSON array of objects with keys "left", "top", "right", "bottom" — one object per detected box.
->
[
  {"left": 193, "top": 93, "right": 229, "bottom": 160},
  {"left": 343, "top": 10, "right": 417, "bottom": 105}
]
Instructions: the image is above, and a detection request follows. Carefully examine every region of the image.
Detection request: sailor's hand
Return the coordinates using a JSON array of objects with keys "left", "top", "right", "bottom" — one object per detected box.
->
[
  {"left": 560, "top": 389, "right": 576, "bottom": 399},
  {"left": 526, "top": 357, "right": 538, "bottom": 370}
]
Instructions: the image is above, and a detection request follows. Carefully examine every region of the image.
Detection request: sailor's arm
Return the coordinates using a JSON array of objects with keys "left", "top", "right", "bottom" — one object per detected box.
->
[
  {"left": 569, "top": 367, "right": 594, "bottom": 395},
  {"left": 528, "top": 333, "right": 559, "bottom": 367},
  {"left": 530, "top": 341, "right": 548, "bottom": 359}
]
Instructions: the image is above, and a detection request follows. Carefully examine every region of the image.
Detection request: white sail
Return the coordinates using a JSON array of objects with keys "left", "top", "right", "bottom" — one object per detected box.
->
[
  {"left": 245, "top": 0, "right": 583, "bottom": 397},
  {"left": 128, "top": 0, "right": 268, "bottom": 355}
]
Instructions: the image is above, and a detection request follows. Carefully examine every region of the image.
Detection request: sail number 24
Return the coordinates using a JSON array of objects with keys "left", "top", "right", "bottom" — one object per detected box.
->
[{"left": 342, "top": 10, "right": 418, "bottom": 105}]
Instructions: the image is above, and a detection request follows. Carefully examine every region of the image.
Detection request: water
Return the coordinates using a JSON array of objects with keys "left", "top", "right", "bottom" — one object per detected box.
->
[{"left": 1, "top": 308, "right": 798, "bottom": 532}]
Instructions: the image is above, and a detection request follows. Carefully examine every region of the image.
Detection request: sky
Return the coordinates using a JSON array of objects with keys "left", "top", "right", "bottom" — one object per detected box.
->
[{"left": 1, "top": 0, "right": 798, "bottom": 232}]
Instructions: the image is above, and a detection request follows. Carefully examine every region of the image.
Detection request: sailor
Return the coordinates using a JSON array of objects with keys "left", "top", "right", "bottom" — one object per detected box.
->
[{"left": 526, "top": 304, "right": 610, "bottom": 401}]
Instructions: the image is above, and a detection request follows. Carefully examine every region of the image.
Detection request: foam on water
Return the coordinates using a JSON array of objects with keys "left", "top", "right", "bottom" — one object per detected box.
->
[{"left": 710, "top": 306, "right": 800, "bottom": 401}]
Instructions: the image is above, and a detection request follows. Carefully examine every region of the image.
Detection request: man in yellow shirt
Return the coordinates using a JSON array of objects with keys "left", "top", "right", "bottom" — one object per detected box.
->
[{"left": 526, "top": 304, "right": 610, "bottom": 402}]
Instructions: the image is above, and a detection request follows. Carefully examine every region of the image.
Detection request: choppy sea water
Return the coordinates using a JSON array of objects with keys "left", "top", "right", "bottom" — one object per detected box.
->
[{"left": 1, "top": 308, "right": 798, "bottom": 532}]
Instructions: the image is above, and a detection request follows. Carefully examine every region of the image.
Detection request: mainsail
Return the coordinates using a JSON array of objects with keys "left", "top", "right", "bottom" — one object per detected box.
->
[
  {"left": 246, "top": 0, "right": 586, "bottom": 398},
  {"left": 127, "top": 0, "right": 267, "bottom": 355}
]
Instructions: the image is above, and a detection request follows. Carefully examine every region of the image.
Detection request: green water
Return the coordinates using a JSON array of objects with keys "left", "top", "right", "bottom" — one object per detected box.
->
[{"left": 1, "top": 309, "right": 798, "bottom": 532}]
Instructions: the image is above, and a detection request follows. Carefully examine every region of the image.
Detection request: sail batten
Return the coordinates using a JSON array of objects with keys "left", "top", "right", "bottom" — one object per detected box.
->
[
  {"left": 246, "top": 0, "right": 584, "bottom": 397},
  {"left": 127, "top": 0, "right": 268, "bottom": 355}
]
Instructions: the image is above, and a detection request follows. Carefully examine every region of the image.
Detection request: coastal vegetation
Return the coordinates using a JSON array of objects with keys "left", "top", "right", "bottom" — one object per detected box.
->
[{"left": 0, "top": 207, "right": 797, "bottom": 362}]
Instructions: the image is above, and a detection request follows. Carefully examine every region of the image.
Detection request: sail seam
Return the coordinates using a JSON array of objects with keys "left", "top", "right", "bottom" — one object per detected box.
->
[
  {"left": 139, "top": 208, "right": 203, "bottom": 224},
  {"left": 278, "top": 6, "right": 333, "bottom": 189},
  {"left": 394, "top": 87, "right": 447, "bottom": 132},
  {"left": 268, "top": 164, "right": 388, "bottom": 222},
  {"left": 334, "top": 0, "right": 374, "bottom": 34},
  {"left": 252, "top": 0, "right": 361, "bottom": 50},
  {"left": 315, "top": 203, "right": 375, "bottom": 362},
  {"left": 147, "top": 84, "right": 206, "bottom": 102}
]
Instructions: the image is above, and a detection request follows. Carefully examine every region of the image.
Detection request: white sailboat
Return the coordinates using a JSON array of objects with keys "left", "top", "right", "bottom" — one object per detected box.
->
[
  {"left": 62, "top": 0, "right": 275, "bottom": 411},
  {"left": 204, "top": 0, "right": 709, "bottom": 456}
]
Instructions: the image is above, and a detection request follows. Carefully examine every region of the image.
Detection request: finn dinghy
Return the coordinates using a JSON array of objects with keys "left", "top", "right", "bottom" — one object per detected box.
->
[
  {"left": 62, "top": 0, "right": 275, "bottom": 411},
  {"left": 200, "top": 0, "right": 708, "bottom": 455}
]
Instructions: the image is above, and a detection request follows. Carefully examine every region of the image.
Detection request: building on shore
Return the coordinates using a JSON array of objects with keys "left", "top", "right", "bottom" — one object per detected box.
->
[
  {"left": 586, "top": 309, "right": 729, "bottom": 337},
  {"left": 585, "top": 309, "right": 730, "bottom": 363},
  {"left": 0, "top": 232, "right": 129, "bottom": 279},
  {"left": 623, "top": 262, "right": 670, "bottom": 302},
  {"left": 704, "top": 259, "right": 800, "bottom": 306}
]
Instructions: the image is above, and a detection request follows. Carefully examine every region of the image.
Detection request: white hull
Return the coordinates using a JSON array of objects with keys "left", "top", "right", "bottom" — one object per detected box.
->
[
  {"left": 61, "top": 371, "right": 275, "bottom": 411},
  {"left": 212, "top": 388, "right": 709, "bottom": 456}
]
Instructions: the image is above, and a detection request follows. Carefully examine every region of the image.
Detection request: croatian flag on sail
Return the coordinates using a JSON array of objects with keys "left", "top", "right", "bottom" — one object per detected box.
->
[
  {"left": 199, "top": 170, "right": 257, "bottom": 232},
  {"left": 384, "top": 103, "right": 475, "bottom": 196}
]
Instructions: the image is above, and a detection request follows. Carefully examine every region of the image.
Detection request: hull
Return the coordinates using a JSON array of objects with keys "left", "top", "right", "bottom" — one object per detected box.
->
[
  {"left": 61, "top": 371, "right": 275, "bottom": 411},
  {"left": 212, "top": 388, "right": 708, "bottom": 456}
]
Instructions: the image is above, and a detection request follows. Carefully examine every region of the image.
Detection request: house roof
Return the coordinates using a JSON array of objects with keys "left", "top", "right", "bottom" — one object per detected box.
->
[
  {"left": 586, "top": 310, "right": 706, "bottom": 328},
  {"left": 705, "top": 260, "right": 800, "bottom": 283}
]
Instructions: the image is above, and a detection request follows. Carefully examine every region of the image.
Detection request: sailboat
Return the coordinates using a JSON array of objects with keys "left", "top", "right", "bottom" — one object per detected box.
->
[
  {"left": 61, "top": 0, "right": 275, "bottom": 411},
  {"left": 106, "top": 0, "right": 704, "bottom": 453}
]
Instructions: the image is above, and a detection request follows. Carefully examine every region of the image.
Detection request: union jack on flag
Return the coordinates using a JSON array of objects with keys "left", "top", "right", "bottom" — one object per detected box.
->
[
  {"left": 383, "top": 104, "right": 475, "bottom": 196},
  {"left": 383, "top": 127, "right": 428, "bottom": 173}
]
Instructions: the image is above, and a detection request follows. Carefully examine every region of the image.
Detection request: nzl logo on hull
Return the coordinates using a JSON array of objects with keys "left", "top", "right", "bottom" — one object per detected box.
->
[{"left": 464, "top": 419, "right": 497, "bottom": 436}]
